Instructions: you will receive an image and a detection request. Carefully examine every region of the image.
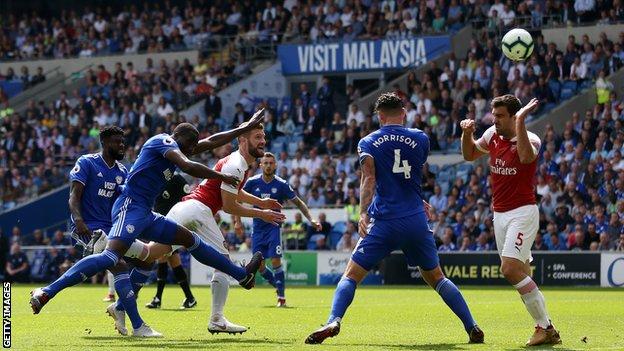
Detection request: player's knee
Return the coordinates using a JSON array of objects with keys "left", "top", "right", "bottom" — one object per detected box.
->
[
  {"left": 271, "top": 258, "right": 281, "bottom": 269},
  {"left": 420, "top": 266, "right": 444, "bottom": 287},
  {"left": 109, "top": 258, "right": 129, "bottom": 273},
  {"left": 500, "top": 260, "right": 521, "bottom": 279}
]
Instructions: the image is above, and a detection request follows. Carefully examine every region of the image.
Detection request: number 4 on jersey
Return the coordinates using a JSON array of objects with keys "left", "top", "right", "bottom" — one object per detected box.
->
[{"left": 392, "top": 149, "right": 411, "bottom": 179}]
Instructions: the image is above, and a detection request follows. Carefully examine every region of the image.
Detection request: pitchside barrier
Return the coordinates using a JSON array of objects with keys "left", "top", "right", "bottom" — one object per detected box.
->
[{"left": 190, "top": 251, "right": 624, "bottom": 288}]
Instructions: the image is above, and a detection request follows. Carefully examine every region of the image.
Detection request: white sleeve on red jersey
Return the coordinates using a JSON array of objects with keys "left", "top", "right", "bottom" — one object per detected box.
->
[
  {"left": 528, "top": 131, "right": 541, "bottom": 154},
  {"left": 219, "top": 156, "right": 246, "bottom": 195},
  {"left": 475, "top": 126, "right": 496, "bottom": 153}
]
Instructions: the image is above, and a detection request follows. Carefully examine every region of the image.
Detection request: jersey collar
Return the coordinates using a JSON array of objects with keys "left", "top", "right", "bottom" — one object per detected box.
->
[
  {"left": 234, "top": 150, "right": 250, "bottom": 171},
  {"left": 98, "top": 153, "right": 118, "bottom": 170}
]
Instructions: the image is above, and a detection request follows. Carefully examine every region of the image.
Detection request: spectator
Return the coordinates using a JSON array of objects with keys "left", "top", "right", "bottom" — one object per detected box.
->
[
  {"left": 284, "top": 213, "right": 307, "bottom": 250},
  {"left": 438, "top": 229, "right": 457, "bottom": 251},
  {"left": 336, "top": 222, "right": 359, "bottom": 252},
  {"left": 5, "top": 243, "right": 29, "bottom": 283}
]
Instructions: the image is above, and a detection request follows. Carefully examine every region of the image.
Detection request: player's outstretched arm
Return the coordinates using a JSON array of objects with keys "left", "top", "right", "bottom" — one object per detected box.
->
[
  {"left": 192, "top": 108, "right": 265, "bottom": 155},
  {"left": 222, "top": 190, "right": 286, "bottom": 226},
  {"left": 165, "top": 149, "right": 239, "bottom": 187},
  {"left": 290, "top": 196, "right": 322, "bottom": 231},
  {"left": 515, "top": 98, "right": 539, "bottom": 164},
  {"left": 358, "top": 156, "right": 376, "bottom": 237},
  {"left": 237, "top": 189, "right": 282, "bottom": 210},
  {"left": 69, "top": 181, "right": 92, "bottom": 238},
  {"left": 460, "top": 119, "right": 487, "bottom": 161}
]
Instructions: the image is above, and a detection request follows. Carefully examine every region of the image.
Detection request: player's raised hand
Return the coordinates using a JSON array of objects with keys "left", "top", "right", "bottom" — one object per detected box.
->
[
  {"left": 243, "top": 107, "right": 265, "bottom": 129},
  {"left": 460, "top": 118, "right": 476, "bottom": 135},
  {"left": 515, "top": 98, "right": 539, "bottom": 123},
  {"left": 260, "top": 209, "right": 286, "bottom": 226},
  {"left": 260, "top": 198, "right": 282, "bottom": 210},
  {"left": 220, "top": 173, "right": 240, "bottom": 187},
  {"left": 358, "top": 213, "right": 370, "bottom": 238}
]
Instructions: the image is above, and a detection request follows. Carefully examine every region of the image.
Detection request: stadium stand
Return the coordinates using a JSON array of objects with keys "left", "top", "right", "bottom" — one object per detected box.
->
[{"left": 1, "top": 1, "right": 624, "bottom": 282}]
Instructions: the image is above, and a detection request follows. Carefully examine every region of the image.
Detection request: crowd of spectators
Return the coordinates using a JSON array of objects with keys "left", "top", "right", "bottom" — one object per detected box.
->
[
  {"left": 3, "top": 0, "right": 621, "bottom": 63},
  {"left": 0, "top": 2, "right": 623, "bottom": 283}
]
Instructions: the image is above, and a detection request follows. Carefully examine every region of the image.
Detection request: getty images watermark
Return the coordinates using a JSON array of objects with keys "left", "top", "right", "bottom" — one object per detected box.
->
[{"left": 2, "top": 282, "right": 10, "bottom": 348}]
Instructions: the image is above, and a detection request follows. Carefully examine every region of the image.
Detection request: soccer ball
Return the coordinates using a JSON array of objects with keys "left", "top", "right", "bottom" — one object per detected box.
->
[{"left": 501, "top": 28, "right": 534, "bottom": 61}]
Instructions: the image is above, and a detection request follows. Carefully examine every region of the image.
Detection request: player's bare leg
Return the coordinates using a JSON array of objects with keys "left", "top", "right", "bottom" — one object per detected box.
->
[
  {"left": 420, "top": 266, "right": 484, "bottom": 343},
  {"left": 305, "top": 258, "right": 367, "bottom": 344},
  {"left": 500, "top": 257, "right": 560, "bottom": 346}
]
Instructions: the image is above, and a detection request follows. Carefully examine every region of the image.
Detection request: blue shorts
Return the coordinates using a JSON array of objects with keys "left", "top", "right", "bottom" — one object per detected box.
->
[
  {"left": 351, "top": 211, "right": 439, "bottom": 271},
  {"left": 108, "top": 196, "right": 179, "bottom": 247},
  {"left": 252, "top": 227, "right": 282, "bottom": 259}
]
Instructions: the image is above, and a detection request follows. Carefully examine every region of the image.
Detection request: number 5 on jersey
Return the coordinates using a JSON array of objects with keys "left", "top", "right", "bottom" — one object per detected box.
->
[{"left": 393, "top": 149, "right": 411, "bottom": 179}]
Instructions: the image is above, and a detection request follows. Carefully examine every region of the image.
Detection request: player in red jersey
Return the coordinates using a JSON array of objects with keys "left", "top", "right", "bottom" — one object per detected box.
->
[
  {"left": 461, "top": 96, "right": 561, "bottom": 347},
  {"left": 126, "top": 122, "right": 285, "bottom": 334}
]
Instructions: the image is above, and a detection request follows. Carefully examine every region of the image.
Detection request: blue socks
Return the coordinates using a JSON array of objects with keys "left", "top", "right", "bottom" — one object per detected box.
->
[
  {"left": 274, "top": 265, "right": 285, "bottom": 298},
  {"left": 115, "top": 268, "right": 152, "bottom": 312},
  {"left": 113, "top": 272, "right": 144, "bottom": 330},
  {"left": 43, "top": 249, "right": 119, "bottom": 298},
  {"left": 435, "top": 278, "right": 477, "bottom": 332},
  {"left": 261, "top": 268, "right": 276, "bottom": 287},
  {"left": 188, "top": 233, "right": 246, "bottom": 281},
  {"left": 327, "top": 276, "right": 357, "bottom": 324}
]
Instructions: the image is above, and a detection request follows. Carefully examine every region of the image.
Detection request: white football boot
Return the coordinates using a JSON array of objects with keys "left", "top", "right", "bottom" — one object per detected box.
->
[
  {"left": 106, "top": 303, "right": 128, "bottom": 336},
  {"left": 208, "top": 316, "right": 248, "bottom": 334},
  {"left": 132, "top": 323, "right": 163, "bottom": 337}
]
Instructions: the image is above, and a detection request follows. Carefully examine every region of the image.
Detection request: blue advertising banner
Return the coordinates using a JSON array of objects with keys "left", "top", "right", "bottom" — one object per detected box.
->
[{"left": 277, "top": 36, "right": 451, "bottom": 75}]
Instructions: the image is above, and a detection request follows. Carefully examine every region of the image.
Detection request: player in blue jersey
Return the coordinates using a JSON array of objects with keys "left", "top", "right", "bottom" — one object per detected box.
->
[
  {"left": 30, "top": 111, "right": 270, "bottom": 337},
  {"left": 69, "top": 126, "right": 127, "bottom": 303},
  {"left": 242, "top": 152, "right": 321, "bottom": 307},
  {"left": 305, "top": 93, "right": 484, "bottom": 344}
]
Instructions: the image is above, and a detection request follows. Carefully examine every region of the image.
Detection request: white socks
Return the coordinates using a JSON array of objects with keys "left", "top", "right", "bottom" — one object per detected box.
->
[
  {"left": 211, "top": 271, "right": 229, "bottom": 321},
  {"left": 514, "top": 276, "right": 551, "bottom": 328},
  {"left": 107, "top": 271, "right": 115, "bottom": 294}
]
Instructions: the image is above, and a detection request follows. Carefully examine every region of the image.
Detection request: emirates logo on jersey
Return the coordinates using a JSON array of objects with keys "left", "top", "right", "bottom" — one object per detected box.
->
[{"left": 490, "top": 158, "right": 517, "bottom": 175}]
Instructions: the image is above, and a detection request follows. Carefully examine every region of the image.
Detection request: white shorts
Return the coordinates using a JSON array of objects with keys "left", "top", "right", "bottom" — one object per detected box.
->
[
  {"left": 167, "top": 199, "right": 228, "bottom": 255},
  {"left": 493, "top": 204, "right": 539, "bottom": 263}
]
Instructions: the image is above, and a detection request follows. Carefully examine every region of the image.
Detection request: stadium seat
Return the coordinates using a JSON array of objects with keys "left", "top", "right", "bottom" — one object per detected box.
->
[
  {"left": 560, "top": 80, "right": 578, "bottom": 100},
  {"left": 287, "top": 142, "right": 299, "bottom": 156},
  {"left": 548, "top": 80, "right": 561, "bottom": 100},
  {"left": 329, "top": 230, "right": 343, "bottom": 249},
  {"left": 332, "top": 221, "right": 347, "bottom": 234}
]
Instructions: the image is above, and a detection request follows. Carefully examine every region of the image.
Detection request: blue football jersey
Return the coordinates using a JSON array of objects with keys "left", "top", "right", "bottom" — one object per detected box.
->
[
  {"left": 122, "top": 134, "right": 180, "bottom": 208},
  {"left": 243, "top": 174, "right": 296, "bottom": 232},
  {"left": 357, "top": 125, "right": 429, "bottom": 220},
  {"left": 69, "top": 153, "right": 127, "bottom": 232}
]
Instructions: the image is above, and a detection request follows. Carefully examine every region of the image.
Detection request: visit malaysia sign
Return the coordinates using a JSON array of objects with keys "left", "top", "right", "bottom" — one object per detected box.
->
[{"left": 277, "top": 36, "right": 451, "bottom": 75}]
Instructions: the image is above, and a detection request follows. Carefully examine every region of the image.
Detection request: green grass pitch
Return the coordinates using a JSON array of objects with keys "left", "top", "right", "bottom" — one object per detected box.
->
[{"left": 10, "top": 284, "right": 624, "bottom": 350}]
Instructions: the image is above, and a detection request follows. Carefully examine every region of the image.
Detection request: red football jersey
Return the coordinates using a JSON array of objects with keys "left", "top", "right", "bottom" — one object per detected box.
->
[
  {"left": 183, "top": 151, "right": 249, "bottom": 213},
  {"left": 476, "top": 126, "right": 541, "bottom": 212}
]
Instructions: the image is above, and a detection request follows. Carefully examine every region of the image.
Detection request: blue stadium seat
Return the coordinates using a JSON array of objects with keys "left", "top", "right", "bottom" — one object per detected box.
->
[
  {"left": 428, "top": 164, "right": 439, "bottom": 174},
  {"left": 329, "top": 230, "right": 343, "bottom": 249},
  {"left": 271, "top": 141, "right": 284, "bottom": 154},
  {"left": 267, "top": 97, "right": 278, "bottom": 110},
  {"left": 560, "top": 80, "right": 578, "bottom": 100},
  {"left": 287, "top": 142, "right": 299, "bottom": 156},
  {"left": 332, "top": 221, "right": 347, "bottom": 234},
  {"left": 548, "top": 80, "right": 561, "bottom": 100}
]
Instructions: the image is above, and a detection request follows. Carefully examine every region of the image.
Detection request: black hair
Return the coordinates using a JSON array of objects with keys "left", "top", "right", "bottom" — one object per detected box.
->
[
  {"left": 173, "top": 122, "right": 199, "bottom": 139},
  {"left": 374, "top": 92, "right": 404, "bottom": 114},
  {"left": 99, "top": 126, "right": 124, "bottom": 143},
  {"left": 491, "top": 94, "right": 522, "bottom": 116}
]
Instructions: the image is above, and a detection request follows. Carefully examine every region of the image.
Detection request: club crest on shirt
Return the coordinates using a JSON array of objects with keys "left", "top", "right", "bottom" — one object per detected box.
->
[
  {"left": 126, "top": 224, "right": 135, "bottom": 233},
  {"left": 115, "top": 176, "right": 123, "bottom": 184},
  {"left": 271, "top": 187, "right": 277, "bottom": 194}
]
